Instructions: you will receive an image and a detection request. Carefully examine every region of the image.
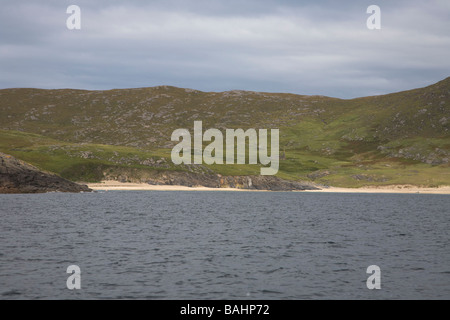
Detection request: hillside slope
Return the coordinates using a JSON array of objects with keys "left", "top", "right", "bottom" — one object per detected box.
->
[{"left": 0, "top": 78, "right": 448, "bottom": 187}]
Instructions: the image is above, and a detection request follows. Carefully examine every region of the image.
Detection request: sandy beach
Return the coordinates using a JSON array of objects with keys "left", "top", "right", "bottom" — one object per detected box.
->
[
  {"left": 87, "top": 181, "right": 450, "bottom": 194},
  {"left": 303, "top": 185, "right": 450, "bottom": 194},
  {"left": 87, "top": 181, "right": 255, "bottom": 192}
]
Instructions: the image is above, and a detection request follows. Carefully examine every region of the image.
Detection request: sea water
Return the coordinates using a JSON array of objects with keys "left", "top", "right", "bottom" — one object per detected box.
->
[{"left": 0, "top": 191, "right": 449, "bottom": 299}]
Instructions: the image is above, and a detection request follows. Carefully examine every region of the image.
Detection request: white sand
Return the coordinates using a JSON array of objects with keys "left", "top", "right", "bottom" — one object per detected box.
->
[
  {"left": 87, "top": 181, "right": 259, "bottom": 192},
  {"left": 87, "top": 181, "right": 450, "bottom": 194},
  {"left": 303, "top": 185, "right": 450, "bottom": 194}
]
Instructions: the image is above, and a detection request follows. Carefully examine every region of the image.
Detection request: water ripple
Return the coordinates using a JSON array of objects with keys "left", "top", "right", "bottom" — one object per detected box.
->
[{"left": 0, "top": 191, "right": 449, "bottom": 299}]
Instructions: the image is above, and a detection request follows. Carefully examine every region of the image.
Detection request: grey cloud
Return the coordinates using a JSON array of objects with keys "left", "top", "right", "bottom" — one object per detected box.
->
[{"left": 0, "top": 0, "right": 449, "bottom": 98}]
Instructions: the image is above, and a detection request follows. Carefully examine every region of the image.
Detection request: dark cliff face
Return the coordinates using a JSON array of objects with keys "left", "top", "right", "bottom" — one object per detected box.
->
[
  {"left": 141, "top": 171, "right": 320, "bottom": 191},
  {"left": 0, "top": 152, "right": 91, "bottom": 194}
]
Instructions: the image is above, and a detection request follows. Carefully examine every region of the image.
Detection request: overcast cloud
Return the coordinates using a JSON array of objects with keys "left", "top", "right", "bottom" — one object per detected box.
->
[{"left": 0, "top": 0, "right": 449, "bottom": 98}]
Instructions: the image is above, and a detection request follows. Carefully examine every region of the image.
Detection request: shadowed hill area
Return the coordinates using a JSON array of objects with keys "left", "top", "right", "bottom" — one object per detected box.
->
[
  {"left": 0, "top": 152, "right": 91, "bottom": 194},
  {"left": 0, "top": 78, "right": 448, "bottom": 187}
]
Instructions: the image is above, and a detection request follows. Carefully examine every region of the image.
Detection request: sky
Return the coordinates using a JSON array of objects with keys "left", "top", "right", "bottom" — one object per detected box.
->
[{"left": 0, "top": 0, "right": 449, "bottom": 98}]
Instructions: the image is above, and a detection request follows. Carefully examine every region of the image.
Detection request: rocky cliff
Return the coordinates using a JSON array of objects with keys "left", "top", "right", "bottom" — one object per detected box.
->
[
  {"left": 0, "top": 152, "right": 91, "bottom": 194},
  {"left": 104, "top": 169, "right": 320, "bottom": 191}
]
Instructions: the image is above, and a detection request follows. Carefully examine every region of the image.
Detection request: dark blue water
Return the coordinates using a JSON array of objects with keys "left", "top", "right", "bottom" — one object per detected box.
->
[{"left": 0, "top": 191, "right": 449, "bottom": 299}]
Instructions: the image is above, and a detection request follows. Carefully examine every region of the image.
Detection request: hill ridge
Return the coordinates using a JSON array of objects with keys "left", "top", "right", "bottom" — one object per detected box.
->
[{"left": 0, "top": 77, "right": 448, "bottom": 187}]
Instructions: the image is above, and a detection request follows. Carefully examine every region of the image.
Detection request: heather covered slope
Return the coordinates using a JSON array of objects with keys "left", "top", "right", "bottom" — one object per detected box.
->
[{"left": 0, "top": 78, "right": 448, "bottom": 187}]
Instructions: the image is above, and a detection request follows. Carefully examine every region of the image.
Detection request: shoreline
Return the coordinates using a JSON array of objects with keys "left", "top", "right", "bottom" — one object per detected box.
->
[
  {"left": 303, "top": 185, "right": 450, "bottom": 194},
  {"left": 87, "top": 181, "right": 450, "bottom": 194}
]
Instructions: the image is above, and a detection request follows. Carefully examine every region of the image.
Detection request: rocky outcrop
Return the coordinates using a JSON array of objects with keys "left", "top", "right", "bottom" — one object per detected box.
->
[
  {"left": 144, "top": 171, "right": 320, "bottom": 191},
  {"left": 0, "top": 152, "right": 91, "bottom": 194}
]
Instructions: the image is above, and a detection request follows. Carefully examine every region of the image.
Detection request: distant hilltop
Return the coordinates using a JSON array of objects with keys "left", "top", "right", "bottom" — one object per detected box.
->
[{"left": 0, "top": 77, "right": 448, "bottom": 188}]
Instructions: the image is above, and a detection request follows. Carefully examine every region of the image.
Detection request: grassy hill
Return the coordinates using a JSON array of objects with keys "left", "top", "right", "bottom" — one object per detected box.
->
[{"left": 0, "top": 78, "right": 448, "bottom": 187}]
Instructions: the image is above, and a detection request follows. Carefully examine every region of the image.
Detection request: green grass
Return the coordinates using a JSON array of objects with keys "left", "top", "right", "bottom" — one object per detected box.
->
[
  {"left": 0, "top": 77, "right": 449, "bottom": 187},
  {"left": 1, "top": 128, "right": 448, "bottom": 186},
  {"left": 0, "top": 129, "right": 184, "bottom": 182}
]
